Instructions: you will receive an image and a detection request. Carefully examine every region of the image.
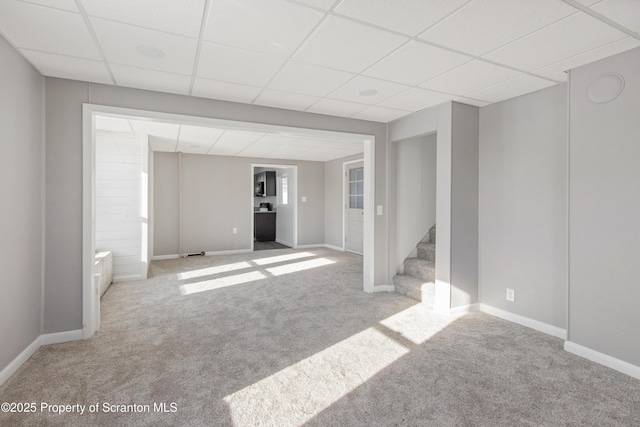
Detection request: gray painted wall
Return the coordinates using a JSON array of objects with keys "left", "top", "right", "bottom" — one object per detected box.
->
[
  {"left": 0, "top": 36, "right": 43, "bottom": 370},
  {"left": 44, "top": 78, "right": 387, "bottom": 333},
  {"left": 324, "top": 153, "right": 364, "bottom": 249},
  {"left": 450, "top": 102, "right": 479, "bottom": 307},
  {"left": 479, "top": 84, "right": 567, "bottom": 327},
  {"left": 153, "top": 153, "right": 324, "bottom": 255},
  {"left": 568, "top": 48, "right": 640, "bottom": 365}
]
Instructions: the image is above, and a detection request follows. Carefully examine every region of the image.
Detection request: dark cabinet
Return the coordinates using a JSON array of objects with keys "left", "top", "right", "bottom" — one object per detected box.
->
[
  {"left": 254, "top": 171, "right": 276, "bottom": 197},
  {"left": 254, "top": 213, "right": 276, "bottom": 242}
]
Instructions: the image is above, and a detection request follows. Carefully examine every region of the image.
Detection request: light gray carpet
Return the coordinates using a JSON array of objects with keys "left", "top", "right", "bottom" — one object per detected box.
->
[
  {"left": 253, "top": 241, "right": 290, "bottom": 251},
  {"left": 1, "top": 248, "right": 639, "bottom": 426}
]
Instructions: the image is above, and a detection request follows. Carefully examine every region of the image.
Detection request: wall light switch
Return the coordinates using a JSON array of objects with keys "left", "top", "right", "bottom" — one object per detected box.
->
[
  {"left": 301, "top": 196, "right": 307, "bottom": 202},
  {"left": 506, "top": 288, "right": 515, "bottom": 302},
  {"left": 376, "top": 205, "right": 383, "bottom": 216},
  {"left": 232, "top": 228, "right": 237, "bottom": 234}
]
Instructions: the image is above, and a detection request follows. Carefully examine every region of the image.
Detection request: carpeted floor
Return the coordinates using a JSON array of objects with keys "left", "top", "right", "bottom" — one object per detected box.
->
[
  {"left": 0, "top": 248, "right": 639, "bottom": 426},
  {"left": 253, "top": 241, "right": 290, "bottom": 251}
]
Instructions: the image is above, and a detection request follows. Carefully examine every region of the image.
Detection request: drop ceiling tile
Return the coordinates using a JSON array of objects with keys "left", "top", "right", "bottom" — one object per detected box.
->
[
  {"left": 292, "top": 0, "right": 337, "bottom": 9},
  {"left": 21, "top": 0, "right": 79, "bottom": 12},
  {"left": 203, "top": 0, "right": 323, "bottom": 57},
  {"left": 91, "top": 18, "right": 198, "bottom": 75},
  {"left": 294, "top": 15, "right": 408, "bottom": 73},
  {"left": 148, "top": 135, "right": 177, "bottom": 152},
  {"left": 197, "top": 42, "right": 285, "bottom": 86},
  {"left": 268, "top": 61, "right": 355, "bottom": 97},
  {"left": 419, "top": 0, "right": 577, "bottom": 56},
  {"left": 363, "top": 41, "right": 472, "bottom": 86},
  {"left": 95, "top": 116, "right": 133, "bottom": 133},
  {"left": 466, "top": 74, "right": 557, "bottom": 103},
  {"left": 351, "top": 106, "right": 411, "bottom": 122},
  {"left": 378, "top": 88, "right": 454, "bottom": 111},
  {"left": 110, "top": 64, "right": 191, "bottom": 95},
  {"left": 420, "top": 60, "right": 520, "bottom": 96},
  {"left": 306, "top": 98, "right": 369, "bottom": 117},
  {"left": 178, "top": 125, "right": 225, "bottom": 145},
  {"left": 327, "top": 76, "right": 410, "bottom": 104},
  {"left": 574, "top": 0, "right": 602, "bottom": 5},
  {"left": 129, "top": 120, "right": 180, "bottom": 140},
  {"left": 0, "top": 1, "right": 101, "bottom": 59},
  {"left": 335, "top": 0, "right": 471, "bottom": 36},
  {"left": 215, "top": 130, "right": 265, "bottom": 146},
  {"left": 254, "top": 89, "right": 321, "bottom": 110},
  {"left": 533, "top": 37, "right": 640, "bottom": 81},
  {"left": 192, "top": 78, "right": 263, "bottom": 103},
  {"left": 592, "top": 0, "right": 640, "bottom": 33},
  {"left": 484, "top": 12, "right": 627, "bottom": 72},
  {"left": 177, "top": 142, "right": 212, "bottom": 155},
  {"left": 19, "top": 49, "right": 112, "bottom": 84},
  {"left": 82, "top": 0, "right": 206, "bottom": 38}
]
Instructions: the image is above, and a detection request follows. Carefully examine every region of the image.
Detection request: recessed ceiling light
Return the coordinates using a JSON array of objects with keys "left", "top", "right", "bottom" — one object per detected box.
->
[
  {"left": 359, "top": 89, "right": 378, "bottom": 97},
  {"left": 136, "top": 45, "right": 165, "bottom": 59}
]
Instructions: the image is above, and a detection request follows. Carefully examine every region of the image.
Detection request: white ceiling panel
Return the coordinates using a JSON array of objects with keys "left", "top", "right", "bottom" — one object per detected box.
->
[
  {"left": 363, "top": 41, "right": 472, "bottom": 86},
  {"left": 91, "top": 18, "right": 198, "bottom": 75},
  {"left": 253, "top": 89, "right": 321, "bottom": 111},
  {"left": 533, "top": 36, "right": 640, "bottom": 81},
  {"left": 351, "top": 106, "right": 411, "bottom": 122},
  {"left": 573, "top": 0, "right": 602, "bottom": 5},
  {"left": 82, "top": 0, "right": 206, "bottom": 38},
  {"left": 111, "top": 64, "right": 191, "bottom": 95},
  {"left": 454, "top": 98, "right": 491, "bottom": 107},
  {"left": 197, "top": 42, "right": 285, "bottom": 87},
  {"left": 419, "top": 0, "right": 577, "bottom": 56},
  {"left": 289, "top": 0, "right": 338, "bottom": 10},
  {"left": 467, "top": 74, "right": 557, "bottom": 103},
  {"left": 306, "top": 98, "right": 368, "bottom": 117},
  {"left": 215, "top": 130, "right": 265, "bottom": 146},
  {"left": 192, "top": 78, "right": 262, "bottom": 103},
  {"left": 20, "top": 49, "right": 112, "bottom": 84},
  {"left": 379, "top": 88, "right": 454, "bottom": 111},
  {"left": 21, "top": 0, "right": 79, "bottom": 12},
  {"left": 420, "top": 60, "right": 521, "bottom": 96},
  {"left": 0, "top": 1, "right": 101, "bottom": 59},
  {"left": 178, "top": 125, "right": 225, "bottom": 146},
  {"left": 591, "top": 0, "right": 640, "bottom": 33},
  {"left": 335, "top": 0, "right": 471, "bottom": 36},
  {"left": 95, "top": 116, "right": 133, "bottom": 133},
  {"left": 268, "top": 61, "right": 355, "bottom": 97},
  {"left": 484, "top": 12, "right": 627, "bottom": 72},
  {"left": 294, "top": 15, "right": 408, "bottom": 73},
  {"left": 148, "top": 135, "right": 178, "bottom": 152},
  {"left": 176, "top": 141, "right": 212, "bottom": 155},
  {"left": 129, "top": 120, "right": 180, "bottom": 140},
  {"left": 328, "top": 76, "right": 410, "bottom": 104},
  {"left": 203, "top": 0, "right": 323, "bottom": 57}
]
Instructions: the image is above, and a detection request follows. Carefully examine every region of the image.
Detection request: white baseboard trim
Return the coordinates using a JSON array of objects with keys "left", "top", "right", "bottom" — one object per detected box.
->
[
  {"left": 112, "top": 274, "right": 145, "bottom": 283},
  {"left": 479, "top": 304, "right": 567, "bottom": 340},
  {"left": 295, "top": 244, "right": 344, "bottom": 251},
  {"left": 372, "top": 285, "right": 395, "bottom": 293},
  {"left": 276, "top": 239, "right": 294, "bottom": 248},
  {"left": 151, "top": 254, "right": 180, "bottom": 261},
  {"left": 41, "top": 329, "right": 84, "bottom": 345},
  {"left": 447, "top": 303, "right": 480, "bottom": 317},
  {"left": 323, "top": 244, "right": 345, "bottom": 252},
  {"left": 564, "top": 341, "right": 640, "bottom": 380},
  {"left": 0, "top": 336, "right": 40, "bottom": 386},
  {"left": 1, "top": 328, "right": 85, "bottom": 386}
]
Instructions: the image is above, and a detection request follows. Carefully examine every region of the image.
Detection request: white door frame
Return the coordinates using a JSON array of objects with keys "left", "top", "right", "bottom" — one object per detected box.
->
[
  {"left": 250, "top": 163, "right": 298, "bottom": 250},
  {"left": 343, "top": 158, "right": 365, "bottom": 253},
  {"left": 83, "top": 103, "right": 376, "bottom": 338}
]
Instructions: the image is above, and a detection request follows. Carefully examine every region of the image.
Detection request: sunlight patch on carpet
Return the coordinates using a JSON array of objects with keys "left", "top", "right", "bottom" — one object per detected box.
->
[
  {"left": 252, "top": 252, "right": 315, "bottom": 266},
  {"left": 266, "top": 258, "right": 335, "bottom": 276},
  {"left": 176, "top": 261, "right": 252, "bottom": 280},
  {"left": 179, "top": 271, "right": 266, "bottom": 295}
]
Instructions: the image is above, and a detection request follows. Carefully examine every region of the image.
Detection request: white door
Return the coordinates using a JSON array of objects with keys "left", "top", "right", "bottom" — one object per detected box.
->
[{"left": 345, "top": 162, "right": 364, "bottom": 255}]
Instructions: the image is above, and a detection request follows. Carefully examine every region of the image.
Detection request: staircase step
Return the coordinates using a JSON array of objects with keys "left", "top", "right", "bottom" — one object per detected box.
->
[
  {"left": 393, "top": 274, "right": 435, "bottom": 307},
  {"left": 404, "top": 258, "right": 435, "bottom": 281},
  {"left": 429, "top": 225, "right": 436, "bottom": 244},
  {"left": 417, "top": 242, "right": 435, "bottom": 261}
]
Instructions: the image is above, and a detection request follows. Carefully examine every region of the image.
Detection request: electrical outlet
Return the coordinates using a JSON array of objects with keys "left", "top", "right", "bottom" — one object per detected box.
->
[
  {"left": 232, "top": 228, "right": 237, "bottom": 234},
  {"left": 506, "top": 288, "right": 515, "bottom": 302}
]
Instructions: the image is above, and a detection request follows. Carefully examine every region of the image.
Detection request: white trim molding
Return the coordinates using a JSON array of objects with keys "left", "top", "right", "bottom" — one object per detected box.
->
[
  {"left": 41, "top": 329, "right": 84, "bottom": 345},
  {"left": 446, "top": 303, "right": 480, "bottom": 317},
  {"left": 564, "top": 341, "right": 640, "bottom": 381},
  {"left": 372, "top": 285, "right": 395, "bottom": 293},
  {"left": 0, "top": 337, "right": 40, "bottom": 386},
  {"left": 151, "top": 254, "right": 181, "bottom": 261},
  {"left": 479, "top": 304, "right": 567, "bottom": 340}
]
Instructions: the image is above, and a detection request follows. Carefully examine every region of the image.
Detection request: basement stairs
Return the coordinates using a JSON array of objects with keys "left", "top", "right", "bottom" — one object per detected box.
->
[{"left": 394, "top": 225, "right": 436, "bottom": 308}]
